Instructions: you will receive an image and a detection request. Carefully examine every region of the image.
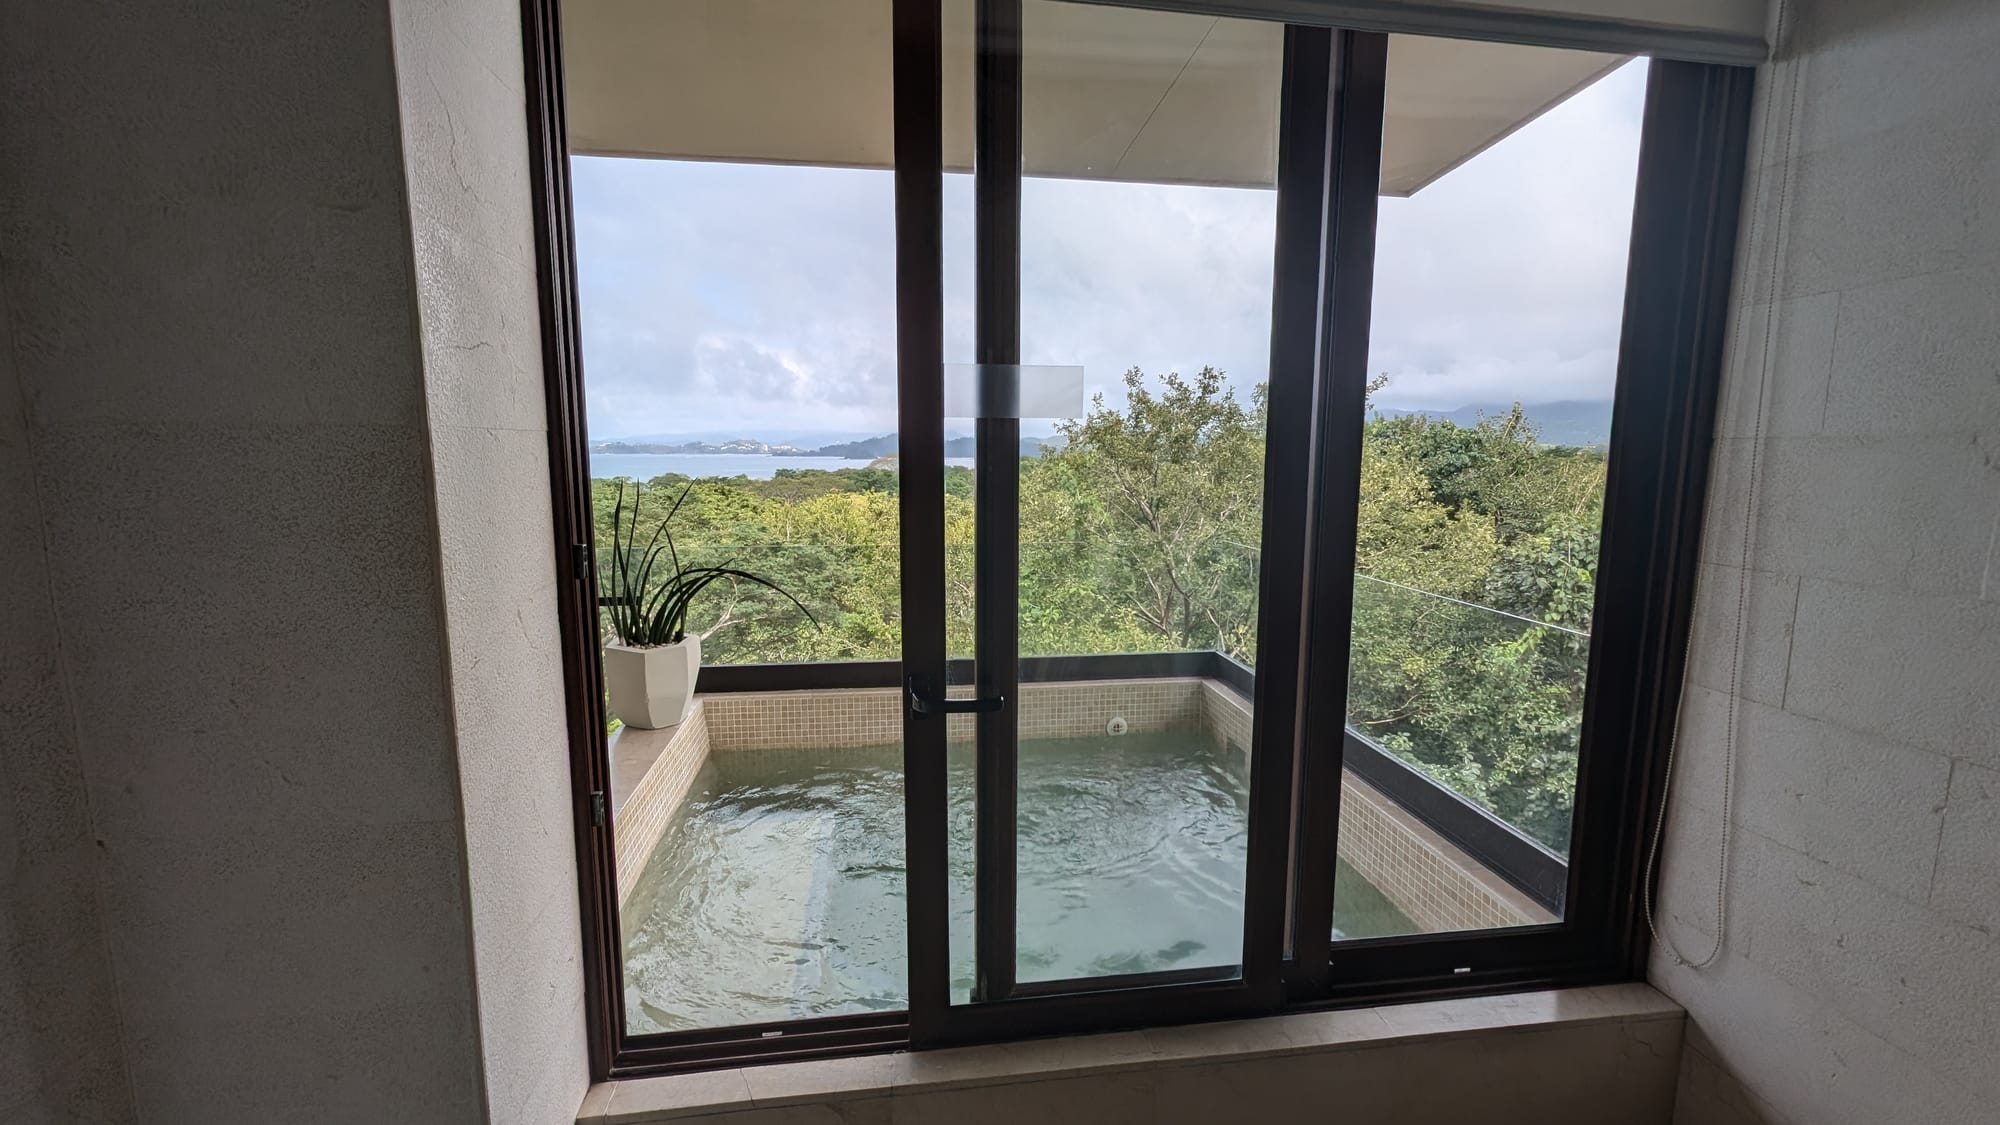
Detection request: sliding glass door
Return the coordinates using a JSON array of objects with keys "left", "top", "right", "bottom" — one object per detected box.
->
[{"left": 896, "top": 0, "right": 1355, "bottom": 1043}]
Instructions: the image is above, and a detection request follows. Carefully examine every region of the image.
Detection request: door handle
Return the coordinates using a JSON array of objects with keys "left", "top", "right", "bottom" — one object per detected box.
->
[{"left": 907, "top": 676, "right": 1005, "bottom": 717}]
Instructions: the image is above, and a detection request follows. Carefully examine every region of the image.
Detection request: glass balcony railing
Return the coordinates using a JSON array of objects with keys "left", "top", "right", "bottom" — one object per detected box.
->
[{"left": 1345, "top": 573, "right": 1589, "bottom": 856}]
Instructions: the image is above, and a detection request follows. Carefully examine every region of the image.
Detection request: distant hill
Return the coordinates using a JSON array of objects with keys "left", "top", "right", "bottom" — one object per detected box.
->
[
  {"left": 1385, "top": 400, "right": 1613, "bottom": 448},
  {"left": 598, "top": 430, "right": 879, "bottom": 448},
  {"left": 591, "top": 438, "right": 811, "bottom": 455},
  {"left": 806, "top": 434, "right": 901, "bottom": 459},
  {"left": 801, "top": 432, "right": 1065, "bottom": 459},
  {"left": 594, "top": 432, "right": 1066, "bottom": 460}
]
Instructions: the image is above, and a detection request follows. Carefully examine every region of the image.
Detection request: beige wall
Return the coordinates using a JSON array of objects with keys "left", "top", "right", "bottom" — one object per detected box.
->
[
  {"left": 0, "top": 1, "right": 582, "bottom": 1121},
  {"left": 1652, "top": 1, "right": 2000, "bottom": 1123},
  {"left": 0, "top": 245, "right": 138, "bottom": 1124},
  {"left": 389, "top": 1, "right": 590, "bottom": 1121}
]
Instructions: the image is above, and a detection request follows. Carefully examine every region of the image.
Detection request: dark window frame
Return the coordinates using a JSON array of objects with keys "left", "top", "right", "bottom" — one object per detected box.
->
[
  {"left": 1291, "top": 56, "right": 1756, "bottom": 1008},
  {"left": 521, "top": 0, "right": 1753, "bottom": 1080}
]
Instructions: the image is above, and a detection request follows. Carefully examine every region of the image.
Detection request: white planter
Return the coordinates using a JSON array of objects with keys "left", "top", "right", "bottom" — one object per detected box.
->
[{"left": 602, "top": 634, "right": 701, "bottom": 729}]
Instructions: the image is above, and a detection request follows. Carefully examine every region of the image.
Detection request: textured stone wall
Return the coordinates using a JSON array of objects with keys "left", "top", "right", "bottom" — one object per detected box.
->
[
  {"left": 0, "top": 1, "right": 584, "bottom": 1120},
  {"left": 0, "top": 1, "right": 487, "bottom": 1118},
  {"left": 1652, "top": 2, "right": 2000, "bottom": 1122},
  {"left": 0, "top": 242, "right": 138, "bottom": 1125}
]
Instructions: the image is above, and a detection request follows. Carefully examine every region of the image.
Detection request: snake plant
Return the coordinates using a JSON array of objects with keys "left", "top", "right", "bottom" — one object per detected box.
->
[{"left": 599, "top": 480, "right": 815, "bottom": 647}]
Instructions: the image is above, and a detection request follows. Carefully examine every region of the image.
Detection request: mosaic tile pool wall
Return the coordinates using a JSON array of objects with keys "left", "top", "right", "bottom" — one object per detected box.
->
[{"left": 607, "top": 679, "right": 1551, "bottom": 929}]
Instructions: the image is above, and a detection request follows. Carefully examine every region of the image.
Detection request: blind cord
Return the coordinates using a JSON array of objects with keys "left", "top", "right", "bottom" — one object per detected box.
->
[{"left": 1643, "top": 0, "right": 1799, "bottom": 971}]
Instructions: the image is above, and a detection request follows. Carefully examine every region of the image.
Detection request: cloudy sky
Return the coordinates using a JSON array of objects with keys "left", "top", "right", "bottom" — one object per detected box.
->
[{"left": 572, "top": 59, "right": 1646, "bottom": 443}]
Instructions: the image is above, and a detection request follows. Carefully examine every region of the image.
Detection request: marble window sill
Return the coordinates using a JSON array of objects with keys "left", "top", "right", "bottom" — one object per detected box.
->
[{"left": 576, "top": 984, "right": 1684, "bottom": 1124}]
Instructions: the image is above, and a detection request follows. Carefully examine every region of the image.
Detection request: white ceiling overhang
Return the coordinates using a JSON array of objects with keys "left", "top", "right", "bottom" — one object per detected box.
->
[{"left": 561, "top": 0, "right": 1738, "bottom": 195}]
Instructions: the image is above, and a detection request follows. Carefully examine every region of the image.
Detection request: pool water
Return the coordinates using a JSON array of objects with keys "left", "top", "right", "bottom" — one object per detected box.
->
[{"left": 621, "top": 730, "right": 1413, "bottom": 1033}]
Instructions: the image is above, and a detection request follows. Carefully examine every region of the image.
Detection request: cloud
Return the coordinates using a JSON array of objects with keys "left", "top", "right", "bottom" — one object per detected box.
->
[
  {"left": 1017, "top": 178, "right": 1278, "bottom": 395},
  {"left": 571, "top": 57, "right": 1647, "bottom": 438},
  {"left": 1368, "top": 59, "right": 1648, "bottom": 410}
]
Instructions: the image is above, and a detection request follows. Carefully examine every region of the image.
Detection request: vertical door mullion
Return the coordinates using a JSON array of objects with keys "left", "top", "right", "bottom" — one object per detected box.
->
[
  {"left": 971, "top": 0, "right": 1024, "bottom": 1005},
  {"left": 894, "top": 0, "right": 951, "bottom": 1047},
  {"left": 1242, "top": 22, "right": 1338, "bottom": 1007},
  {"left": 1286, "top": 28, "right": 1388, "bottom": 999}
]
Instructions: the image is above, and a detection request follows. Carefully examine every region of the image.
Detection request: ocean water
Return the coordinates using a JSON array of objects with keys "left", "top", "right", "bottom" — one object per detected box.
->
[{"left": 591, "top": 453, "right": 975, "bottom": 481}]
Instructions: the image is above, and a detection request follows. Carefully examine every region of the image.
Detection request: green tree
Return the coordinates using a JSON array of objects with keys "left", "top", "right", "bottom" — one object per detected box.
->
[
  {"left": 1034, "top": 366, "right": 1266, "bottom": 658},
  {"left": 1342, "top": 388, "right": 1604, "bottom": 848}
]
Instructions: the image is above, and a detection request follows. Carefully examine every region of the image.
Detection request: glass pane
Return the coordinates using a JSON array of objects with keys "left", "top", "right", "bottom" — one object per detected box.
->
[
  {"left": 944, "top": 138, "right": 978, "bottom": 664},
  {"left": 562, "top": 0, "right": 909, "bottom": 1032},
  {"left": 942, "top": 0, "right": 978, "bottom": 1003},
  {"left": 1334, "top": 38, "right": 1647, "bottom": 938},
  {"left": 1012, "top": 0, "right": 1282, "bottom": 984}
]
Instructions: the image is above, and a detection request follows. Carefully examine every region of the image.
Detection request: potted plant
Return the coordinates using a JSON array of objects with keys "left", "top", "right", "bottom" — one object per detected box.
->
[{"left": 598, "top": 481, "right": 814, "bottom": 729}]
